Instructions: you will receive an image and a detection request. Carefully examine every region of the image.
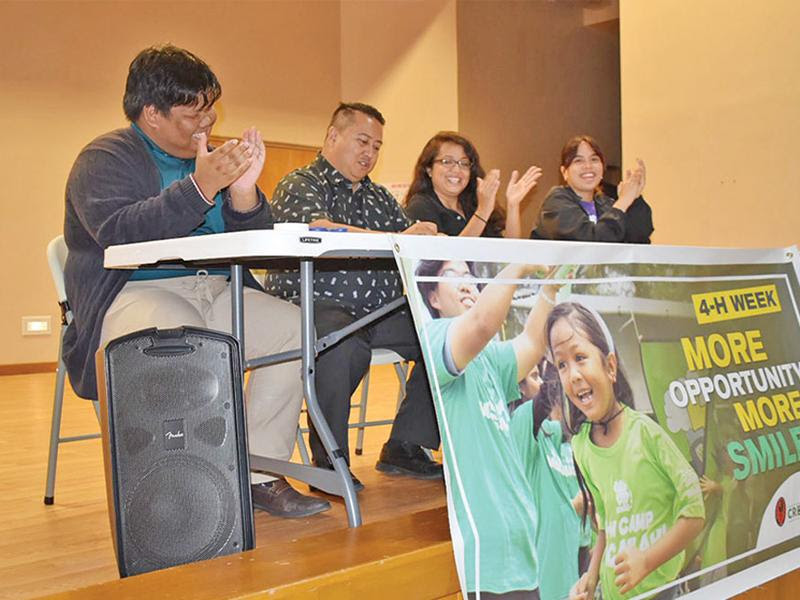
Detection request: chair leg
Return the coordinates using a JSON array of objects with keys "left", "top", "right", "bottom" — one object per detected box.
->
[
  {"left": 393, "top": 361, "right": 409, "bottom": 411},
  {"left": 354, "top": 370, "right": 370, "bottom": 455},
  {"left": 43, "top": 326, "right": 68, "bottom": 505},
  {"left": 296, "top": 425, "right": 311, "bottom": 465}
]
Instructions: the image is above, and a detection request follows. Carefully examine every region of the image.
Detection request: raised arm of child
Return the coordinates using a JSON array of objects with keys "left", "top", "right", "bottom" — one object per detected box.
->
[
  {"left": 448, "top": 263, "right": 547, "bottom": 371},
  {"left": 512, "top": 280, "right": 559, "bottom": 381}
]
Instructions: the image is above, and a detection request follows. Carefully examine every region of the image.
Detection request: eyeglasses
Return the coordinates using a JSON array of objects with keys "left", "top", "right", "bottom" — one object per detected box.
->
[
  {"left": 432, "top": 157, "right": 472, "bottom": 170},
  {"left": 439, "top": 268, "right": 474, "bottom": 280}
]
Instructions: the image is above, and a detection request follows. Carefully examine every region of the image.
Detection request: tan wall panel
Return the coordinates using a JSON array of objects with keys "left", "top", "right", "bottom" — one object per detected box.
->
[
  {"left": 620, "top": 0, "right": 800, "bottom": 247},
  {"left": 340, "top": 0, "right": 459, "bottom": 187},
  {"left": 0, "top": 1, "right": 340, "bottom": 366},
  {"left": 457, "top": 1, "right": 621, "bottom": 234}
]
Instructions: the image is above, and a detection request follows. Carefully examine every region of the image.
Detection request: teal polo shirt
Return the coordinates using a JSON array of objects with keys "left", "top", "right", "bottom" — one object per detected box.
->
[{"left": 129, "top": 123, "right": 227, "bottom": 280}]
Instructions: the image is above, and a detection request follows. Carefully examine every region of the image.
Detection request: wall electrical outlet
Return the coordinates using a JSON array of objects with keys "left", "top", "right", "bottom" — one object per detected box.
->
[{"left": 22, "top": 316, "right": 52, "bottom": 336}]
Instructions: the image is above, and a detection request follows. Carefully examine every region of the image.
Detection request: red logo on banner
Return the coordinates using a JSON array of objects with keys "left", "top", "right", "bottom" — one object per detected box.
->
[{"left": 776, "top": 497, "right": 787, "bottom": 526}]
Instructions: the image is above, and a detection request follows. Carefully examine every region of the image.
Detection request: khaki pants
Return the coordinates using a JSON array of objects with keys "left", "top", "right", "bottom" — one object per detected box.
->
[{"left": 100, "top": 273, "right": 302, "bottom": 484}]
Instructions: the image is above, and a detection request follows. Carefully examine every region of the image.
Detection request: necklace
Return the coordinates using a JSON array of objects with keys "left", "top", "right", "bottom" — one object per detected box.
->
[{"left": 592, "top": 404, "right": 625, "bottom": 436}]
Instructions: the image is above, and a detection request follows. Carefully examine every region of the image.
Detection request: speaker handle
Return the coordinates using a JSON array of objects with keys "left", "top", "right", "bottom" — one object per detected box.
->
[{"left": 142, "top": 328, "right": 196, "bottom": 357}]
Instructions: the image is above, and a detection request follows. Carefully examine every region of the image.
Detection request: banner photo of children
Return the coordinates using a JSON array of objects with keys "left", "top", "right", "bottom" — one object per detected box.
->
[{"left": 390, "top": 236, "right": 800, "bottom": 600}]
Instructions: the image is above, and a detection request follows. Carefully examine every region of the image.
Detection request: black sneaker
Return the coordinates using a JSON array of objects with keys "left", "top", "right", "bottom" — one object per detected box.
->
[
  {"left": 375, "top": 439, "right": 443, "bottom": 480},
  {"left": 311, "top": 456, "right": 365, "bottom": 492}
]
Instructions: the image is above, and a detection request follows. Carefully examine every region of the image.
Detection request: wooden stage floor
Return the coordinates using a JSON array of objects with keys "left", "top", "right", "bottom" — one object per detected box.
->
[
  {"left": 0, "top": 367, "right": 447, "bottom": 599},
  {"left": 1, "top": 368, "right": 797, "bottom": 599}
]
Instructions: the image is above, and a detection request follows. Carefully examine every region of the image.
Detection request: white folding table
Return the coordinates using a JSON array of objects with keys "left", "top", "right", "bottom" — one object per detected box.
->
[{"left": 105, "top": 229, "right": 402, "bottom": 527}]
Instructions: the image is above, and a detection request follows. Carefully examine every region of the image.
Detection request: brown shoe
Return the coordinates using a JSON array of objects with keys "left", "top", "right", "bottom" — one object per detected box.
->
[{"left": 251, "top": 478, "right": 331, "bottom": 518}]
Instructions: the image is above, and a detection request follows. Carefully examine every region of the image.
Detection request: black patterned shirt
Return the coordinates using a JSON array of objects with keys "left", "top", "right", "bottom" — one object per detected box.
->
[{"left": 264, "top": 154, "right": 411, "bottom": 316}]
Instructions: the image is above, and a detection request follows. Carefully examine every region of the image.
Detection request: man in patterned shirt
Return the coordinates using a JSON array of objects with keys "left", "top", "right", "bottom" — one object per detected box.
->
[{"left": 264, "top": 102, "right": 442, "bottom": 486}]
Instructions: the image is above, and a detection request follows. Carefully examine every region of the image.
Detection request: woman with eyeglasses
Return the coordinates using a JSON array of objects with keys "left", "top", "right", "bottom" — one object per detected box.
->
[
  {"left": 530, "top": 135, "right": 653, "bottom": 243},
  {"left": 405, "top": 131, "right": 542, "bottom": 239}
]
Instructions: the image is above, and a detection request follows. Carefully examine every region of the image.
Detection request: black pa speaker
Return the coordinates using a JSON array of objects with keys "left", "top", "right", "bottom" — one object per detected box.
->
[{"left": 96, "top": 327, "right": 254, "bottom": 577}]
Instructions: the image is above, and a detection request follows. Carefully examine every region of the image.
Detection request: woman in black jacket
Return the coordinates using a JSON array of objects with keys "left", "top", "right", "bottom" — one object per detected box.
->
[
  {"left": 405, "top": 131, "right": 541, "bottom": 239},
  {"left": 531, "top": 135, "right": 653, "bottom": 243}
]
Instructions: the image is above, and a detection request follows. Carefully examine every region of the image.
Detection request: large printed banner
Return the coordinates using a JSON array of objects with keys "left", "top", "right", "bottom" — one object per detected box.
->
[{"left": 391, "top": 236, "right": 800, "bottom": 600}]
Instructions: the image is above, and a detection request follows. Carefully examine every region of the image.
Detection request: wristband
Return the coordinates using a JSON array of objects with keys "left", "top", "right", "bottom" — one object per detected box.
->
[
  {"left": 540, "top": 291, "right": 556, "bottom": 305},
  {"left": 473, "top": 212, "right": 488, "bottom": 224},
  {"left": 189, "top": 174, "right": 214, "bottom": 206}
]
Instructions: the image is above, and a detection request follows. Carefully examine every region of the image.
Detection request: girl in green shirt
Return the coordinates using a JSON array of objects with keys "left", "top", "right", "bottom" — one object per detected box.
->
[
  {"left": 545, "top": 302, "right": 705, "bottom": 600},
  {"left": 511, "top": 365, "right": 592, "bottom": 600}
]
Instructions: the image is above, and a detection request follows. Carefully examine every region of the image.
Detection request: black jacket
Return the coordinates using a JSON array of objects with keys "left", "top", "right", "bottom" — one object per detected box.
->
[{"left": 530, "top": 185, "right": 653, "bottom": 243}]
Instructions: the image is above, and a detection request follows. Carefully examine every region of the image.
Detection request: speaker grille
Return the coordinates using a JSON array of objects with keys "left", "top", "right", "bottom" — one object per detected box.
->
[
  {"left": 134, "top": 363, "right": 220, "bottom": 412},
  {"left": 122, "top": 426, "right": 154, "bottom": 456},
  {"left": 125, "top": 455, "right": 235, "bottom": 566},
  {"left": 194, "top": 416, "right": 228, "bottom": 447}
]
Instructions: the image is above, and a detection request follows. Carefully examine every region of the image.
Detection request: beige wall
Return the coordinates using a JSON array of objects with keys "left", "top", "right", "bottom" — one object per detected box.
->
[
  {"left": 0, "top": 1, "right": 341, "bottom": 366},
  {"left": 12, "top": 1, "right": 794, "bottom": 367},
  {"left": 0, "top": 0, "right": 460, "bottom": 367},
  {"left": 620, "top": 0, "right": 800, "bottom": 247},
  {"left": 340, "top": 0, "right": 459, "bottom": 186},
  {"left": 457, "top": 1, "right": 621, "bottom": 233}
]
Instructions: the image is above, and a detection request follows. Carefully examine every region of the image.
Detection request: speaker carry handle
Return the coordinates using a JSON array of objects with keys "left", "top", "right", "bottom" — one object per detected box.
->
[{"left": 141, "top": 328, "right": 197, "bottom": 357}]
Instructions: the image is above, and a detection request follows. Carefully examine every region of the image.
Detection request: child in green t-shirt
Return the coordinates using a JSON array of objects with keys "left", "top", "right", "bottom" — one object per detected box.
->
[
  {"left": 415, "top": 259, "right": 559, "bottom": 598},
  {"left": 511, "top": 362, "right": 592, "bottom": 600},
  {"left": 545, "top": 302, "right": 705, "bottom": 600},
  {"left": 507, "top": 362, "right": 544, "bottom": 415}
]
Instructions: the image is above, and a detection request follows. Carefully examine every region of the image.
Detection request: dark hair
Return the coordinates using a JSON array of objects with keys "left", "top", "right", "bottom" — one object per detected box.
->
[
  {"left": 544, "top": 301, "right": 633, "bottom": 529},
  {"left": 506, "top": 387, "right": 553, "bottom": 437},
  {"left": 545, "top": 302, "right": 633, "bottom": 432},
  {"left": 407, "top": 132, "right": 503, "bottom": 234},
  {"left": 560, "top": 135, "right": 606, "bottom": 171},
  {"left": 532, "top": 360, "right": 568, "bottom": 437},
  {"left": 560, "top": 135, "right": 607, "bottom": 199},
  {"left": 511, "top": 360, "right": 571, "bottom": 441},
  {"left": 415, "top": 259, "right": 476, "bottom": 319},
  {"left": 329, "top": 102, "right": 385, "bottom": 129},
  {"left": 123, "top": 45, "right": 221, "bottom": 121}
]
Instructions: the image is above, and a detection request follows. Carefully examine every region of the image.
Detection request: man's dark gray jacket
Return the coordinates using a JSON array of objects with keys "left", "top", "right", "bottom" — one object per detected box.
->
[{"left": 63, "top": 127, "right": 268, "bottom": 399}]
